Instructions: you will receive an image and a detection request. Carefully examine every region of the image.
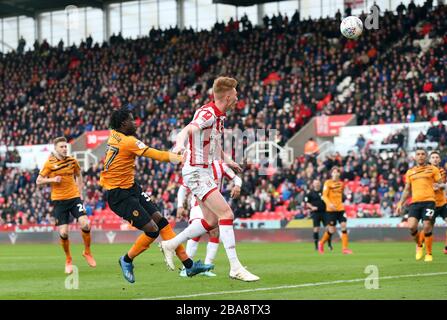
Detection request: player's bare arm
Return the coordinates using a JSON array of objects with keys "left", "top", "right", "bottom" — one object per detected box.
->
[
  {"left": 75, "top": 172, "right": 84, "bottom": 200},
  {"left": 176, "top": 184, "right": 189, "bottom": 218},
  {"left": 217, "top": 143, "right": 242, "bottom": 173},
  {"left": 397, "top": 182, "right": 411, "bottom": 215},
  {"left": 173, "top": 123, "right": 199, "bottom": 154}
]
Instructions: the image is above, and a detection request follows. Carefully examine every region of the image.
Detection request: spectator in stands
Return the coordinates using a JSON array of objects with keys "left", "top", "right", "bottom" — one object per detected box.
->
[
  {"left": 353, "top": 190, "right": 363, "bottom": 204},
  {"left": 369, "top": 189, "right": 380, "bottom": 204},
  {"left": 361, "top": 189, "right": 371, "bottom": 204},
  {"left": 380, "top": 200, "right": 393, "bottom": 218},
  {"left": 360, "top": 172, "right": 371, "bottom": 186},
  {"left": 335, "top": 9, "right": 341, "bottom": 21},
  {"left": 345, "top": 4, "right": 352, "bottom": 17},
  {"left": 17, "top": 37, "right": 26, "bottom": 54},
  {"left": 304, "top": 138, "right": 319, "bottom": 156},
  {"left": 377, "top": 181, "right": 389, "bottom": 197},
  {"left": 415, "top": 131, "right": 427, "bottom": 143},
  {"left": 396, "top": 2, "right": 406, "bottom": 15},
  {"left": 355, "top": 134, "right": 366, "bottom": 151},
  {"left": 426, "top": 122, "right": 441, "bottom": 141}
]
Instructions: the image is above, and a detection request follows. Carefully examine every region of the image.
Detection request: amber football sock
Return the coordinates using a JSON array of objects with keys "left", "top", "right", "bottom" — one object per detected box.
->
[
  {"left": 425, "top": 232, "right": 433, "bottom": 255},
  {"left": 411, "top": 230, "right": 422, "bottom": 246},
  {"left": 418, "top": 232, "right": 425, "bottom": 247},
  {"left": 127, "top": 232, "right": 158, "bottom": 260},
  {"left": 81, "top": 229, "right": 91, "bottom": 255},
  {"left": 341, "top": 230, "right": 349, "bottom": 250},
  {"left": 320, "top": 231, "right": 331, "bottom": 245},
  {"left": 60, "top": 235, "right": 72, "bottom": 261}
]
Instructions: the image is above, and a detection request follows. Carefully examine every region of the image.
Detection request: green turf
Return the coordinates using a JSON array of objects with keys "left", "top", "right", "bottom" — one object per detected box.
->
[{"left": 0, "top": 242, "right": 446, "bottom": 300}]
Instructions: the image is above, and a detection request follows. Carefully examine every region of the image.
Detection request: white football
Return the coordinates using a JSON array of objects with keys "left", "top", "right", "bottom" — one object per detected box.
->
[{"left": 340, "top": 16, "right": 363, "bottom": 39}]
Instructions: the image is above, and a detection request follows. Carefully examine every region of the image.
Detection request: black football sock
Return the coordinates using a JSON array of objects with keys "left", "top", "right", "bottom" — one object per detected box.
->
[
  {"left": 182, "top": 258, "right": 193, "bottom": 269},
  {"left": 123, "top": 254, "right": 133, "bottom": 263},
  {"left": 313, "top": 232, "right": 319, "bottom": 249}
]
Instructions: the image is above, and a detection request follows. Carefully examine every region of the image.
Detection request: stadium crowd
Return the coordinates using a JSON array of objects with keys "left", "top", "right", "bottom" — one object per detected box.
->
[
  {"left": 4, "top": 141, "right": 447, "bottom": 226},
  {"left": 0, "top": 1, "right": 446, "bottom": 226}
]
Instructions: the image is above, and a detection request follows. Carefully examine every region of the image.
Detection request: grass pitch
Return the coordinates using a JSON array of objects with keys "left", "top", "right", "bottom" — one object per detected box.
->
[{"left": 1, "top": 242, "right": 446, "bottom": 300}]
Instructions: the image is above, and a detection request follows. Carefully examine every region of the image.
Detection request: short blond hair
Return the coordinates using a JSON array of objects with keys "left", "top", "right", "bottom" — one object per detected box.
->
[
  {"left": 213, "top": 76, "right": 238, "bottom": 100},
  {"left": 53, "top": 136, "right": 67, "bottom": 146}
]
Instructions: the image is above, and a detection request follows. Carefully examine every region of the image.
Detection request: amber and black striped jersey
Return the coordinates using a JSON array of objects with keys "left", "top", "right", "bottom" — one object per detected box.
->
[
  {"left": 39, "top": 154, "right": 81, "bottom": 201},
  {"left": 405, "top": 164, "right": 442, "bottom": 204},
  {"left": 322, "top": 179, "right": 344, "bottom": 212},
  {"left": 99, "top": 130, "right": 149, "bottom": 190},
  {"left": 99, "top": 130, "right": 181, "bottom": 190}
]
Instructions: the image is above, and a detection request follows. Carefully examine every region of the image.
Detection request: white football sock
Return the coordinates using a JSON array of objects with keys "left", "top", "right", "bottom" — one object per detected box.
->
[
  {"left": 186, "top": 238, "right": 200, "bottom": 260},
  {"left": 166, "top": 219, "right": 208, "bottom": 249},
  {"left": 204, "top": 238, "right": 219, "bottom": 265},
  {"left": 218, "top": 219, "right": 242, "bottom": 271}
]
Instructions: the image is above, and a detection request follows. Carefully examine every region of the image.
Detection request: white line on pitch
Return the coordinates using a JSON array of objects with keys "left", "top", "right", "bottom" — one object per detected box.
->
[{"left": 138, "top": 272, "right": 447, "bottom": 300}]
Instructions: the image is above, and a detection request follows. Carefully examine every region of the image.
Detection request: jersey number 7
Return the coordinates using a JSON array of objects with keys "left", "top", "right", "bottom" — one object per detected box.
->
[{"left": 104, "top": 145, "right": 119, "bottom": 171}]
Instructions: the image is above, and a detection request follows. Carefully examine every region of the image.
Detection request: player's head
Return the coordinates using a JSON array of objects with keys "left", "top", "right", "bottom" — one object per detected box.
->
[
  {"left": 415, "top": 148, "right": 427, "bottom": 165},
  {"left": 429, "top": 150, "right": 441, "bottom": 166},
  {"left": 53, "top": 136, "right": 68, "bottom": 158},
  {"left": 109, "top": 107, "right": 137, "bottom": 136},
  {"left": 331, "top": 166, "right": 341, "bottom": 180},
  {"left": 213, "top": 76, "right": 238, "bottom": 112},
  {"left": 312, "top": 179, "right": 321, "bottom": 190}
]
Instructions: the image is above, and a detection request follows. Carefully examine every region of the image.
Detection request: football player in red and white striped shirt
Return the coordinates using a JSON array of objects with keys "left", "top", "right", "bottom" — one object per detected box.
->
[
  {"left": 178, "top": 160, "right": 242, "bottom": 277},
  {"left": 160, "top": 77, "right": 259, "bottom": 282}
]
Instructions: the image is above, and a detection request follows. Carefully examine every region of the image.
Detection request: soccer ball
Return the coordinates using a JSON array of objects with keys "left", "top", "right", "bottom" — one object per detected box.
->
[{"left": 340, "top": 16, "right": 363, "bottom": 39}]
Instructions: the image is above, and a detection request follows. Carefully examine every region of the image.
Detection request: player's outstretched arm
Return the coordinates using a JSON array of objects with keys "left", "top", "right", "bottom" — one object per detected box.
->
[{"left": 141, "top": 147, "right": 182, "bottom": 164}]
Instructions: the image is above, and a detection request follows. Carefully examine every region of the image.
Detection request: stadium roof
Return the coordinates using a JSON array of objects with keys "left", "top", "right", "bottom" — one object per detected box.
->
[
  {"left": 0, "top": 0, "right": 107, "bottom": 18},
  {"left": 0, "top": 0, "right": 287, "bottom": 18},
  {"left": 213, "top": 0, "right": 291, "bottom": 6}
]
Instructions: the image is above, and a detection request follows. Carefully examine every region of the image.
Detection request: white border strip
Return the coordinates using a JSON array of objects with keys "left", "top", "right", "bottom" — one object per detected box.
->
[{"left": 139, "top": 272, "right": 447, "bottom": 300}]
